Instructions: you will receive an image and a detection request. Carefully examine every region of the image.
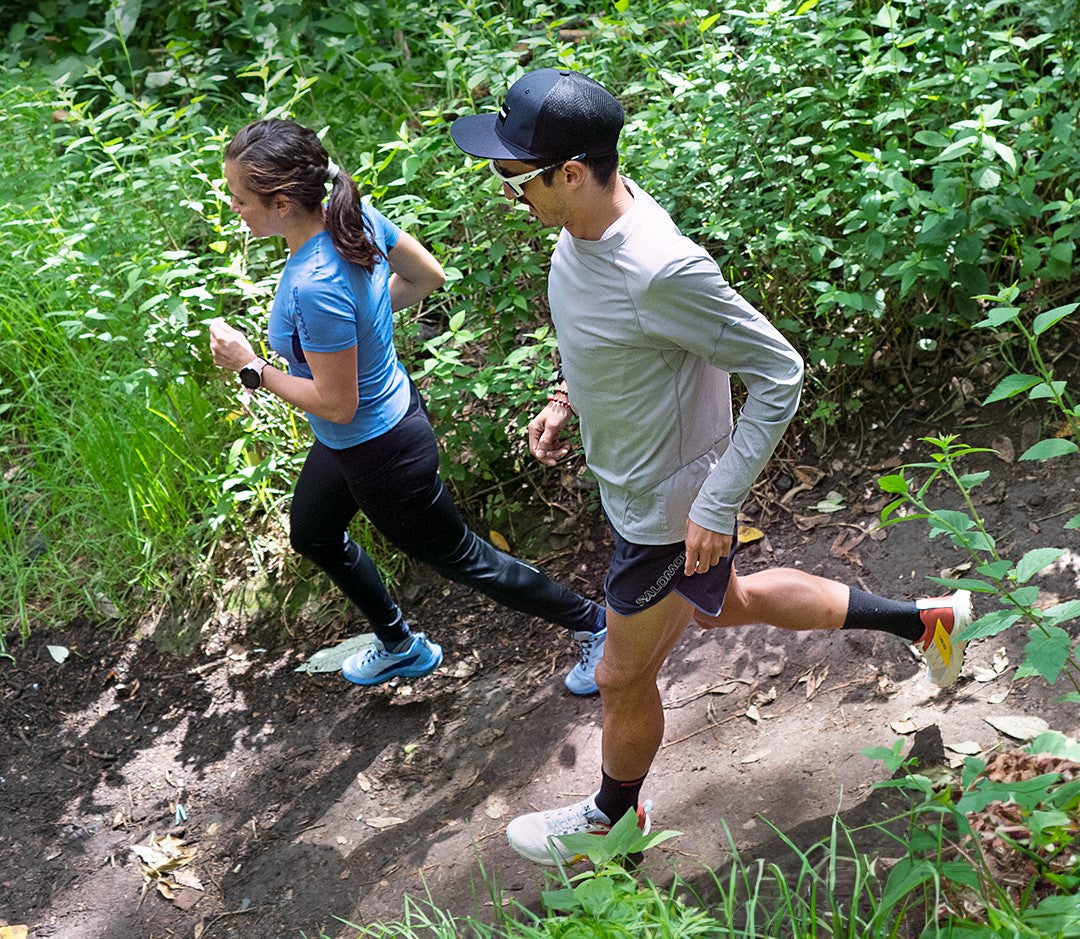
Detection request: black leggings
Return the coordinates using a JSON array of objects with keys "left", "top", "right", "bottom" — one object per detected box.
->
[{"left": 289, "top": 386, "right": 601, "bottom": 641}]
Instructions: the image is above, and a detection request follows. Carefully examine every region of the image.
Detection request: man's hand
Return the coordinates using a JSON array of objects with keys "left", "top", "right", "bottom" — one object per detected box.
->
[
  {"left": 528, "top": 405, "right": 573, "bottom": 466},
  {"left": 684, "top": 519, "right": 732, "bottom": 576},
  {"left": 208, "top": 318, "right": 256, "bottom": 372}
]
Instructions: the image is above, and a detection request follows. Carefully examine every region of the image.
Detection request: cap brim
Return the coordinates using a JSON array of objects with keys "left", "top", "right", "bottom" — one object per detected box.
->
[{"left": 450, "top": 113, "right": 537, "bottom": 161}]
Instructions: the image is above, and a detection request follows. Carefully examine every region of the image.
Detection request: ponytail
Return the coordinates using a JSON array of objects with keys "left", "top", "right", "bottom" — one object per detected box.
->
[{"left": 324, "top": 171, "right": 382, "bottom": 272}]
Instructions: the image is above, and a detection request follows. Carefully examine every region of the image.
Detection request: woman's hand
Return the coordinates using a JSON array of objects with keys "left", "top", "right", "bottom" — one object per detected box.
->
[{"left": 209, "top": 318, "right": 257, "bottom": 371}]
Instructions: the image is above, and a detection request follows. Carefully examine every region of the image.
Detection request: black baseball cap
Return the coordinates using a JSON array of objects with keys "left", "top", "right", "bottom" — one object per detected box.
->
[{"left": 450, "top": 68, "right": 624, "bottom": 162}]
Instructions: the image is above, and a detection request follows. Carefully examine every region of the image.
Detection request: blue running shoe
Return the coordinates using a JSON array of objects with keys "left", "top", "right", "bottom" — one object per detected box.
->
[
  {"left": 342, "top": 633, "right": 443, "bottom": 686},
  {"left": 564, "top": 626, "right": 606, "bottom": 696}
]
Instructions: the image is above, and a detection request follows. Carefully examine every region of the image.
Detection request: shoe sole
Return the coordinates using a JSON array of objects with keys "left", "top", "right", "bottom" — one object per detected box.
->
[{"left": 342, "top": 647, "right": 443, "bottom": 686}]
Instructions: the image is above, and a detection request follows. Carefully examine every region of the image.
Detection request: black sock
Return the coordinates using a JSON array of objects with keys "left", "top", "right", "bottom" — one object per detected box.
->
[
  {"left": 374, "top": 612, "right": 411, "bottom": 651},
  {"left": 842, "top": 588, "right": 923, "bottom": 642},
  {"left": 595, "top": 768, "right": 647, "bottom": 823}
]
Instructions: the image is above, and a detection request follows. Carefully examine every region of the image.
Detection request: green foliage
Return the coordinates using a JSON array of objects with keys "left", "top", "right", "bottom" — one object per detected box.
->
[
  {"left": 1, "top": 0, "right": 1078, "bottom": 642},
  {"left": 876, "top": 291, "right": 1079, "bottom": 694},
  {"left": 865, "top": 731, "right": 1080, "bottom": 935}
]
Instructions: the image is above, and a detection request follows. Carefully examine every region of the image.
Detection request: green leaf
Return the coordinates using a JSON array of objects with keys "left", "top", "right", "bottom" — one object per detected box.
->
[
  {"left": 1043, "top": 600, "right": 1080, "bottom": 627},
  {"left": 700, "top": 11, "right": 722, "bottom": 30},
  {"left": 1015, "top": 548, "right": 1065, "bottom": 583},
  {"left": 1028, "top": 380, "right": 1068, "bottom": 400},
  {"left": 976, "top": 559, "right": 1013, "bottom": 579},
  {"left": 1008, "top": 585, "right": 1042, "bottom": 608},
  {"left": 956, "top": 471, "right": 990, "bottom": 490},
  {"left": 1023, "top": 894, "right": 1080, "bottom": 936},
  {"left": 1019, "top": 438, "right": 1079, "bottom": 460},
  {"left": 1027, "top": 732, "right": 1080, "bottom": 761},
  {"left": 925, "top": 577, "right": 998, "bottom": 594},
  {"left": 795, "top": 0, "right": 822, "bottom": 13},
  {"left": 927, "top": 510, "right": 974, "bottom": 537},
  {"left": 955, "top": 609, "right": 1020, "bottom": 641},
  {"left": 1065, "top": 513, "right": 1080, "bottom": 530},
  {"left": 974, "top": 306, "right": 1021, "bottom": 328},
  {"left": 1032, "top": 302, "right": 1078, "bottom": 335},
  {"left": 982, "top": 373, "right": 1041, "bottom": 404},
  {"left": 1016, "top": 625, "right": 1071, "bottom": 683},
  {"left": 878, "top": 473, "right": 908, "bottom": 494}
]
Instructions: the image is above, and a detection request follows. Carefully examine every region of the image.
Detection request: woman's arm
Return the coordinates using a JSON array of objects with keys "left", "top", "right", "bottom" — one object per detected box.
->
[
  {"left": 209, "top": 319, "right": 359, "bottom": 424},
  {"left": 387, "top": 232, "right": 445, "bottom": 312}
]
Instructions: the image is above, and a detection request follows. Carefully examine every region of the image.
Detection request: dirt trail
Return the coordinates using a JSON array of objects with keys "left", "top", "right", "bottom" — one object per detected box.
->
[{"left": 3, "top": 408, "right": 1078, "bottom": 938}]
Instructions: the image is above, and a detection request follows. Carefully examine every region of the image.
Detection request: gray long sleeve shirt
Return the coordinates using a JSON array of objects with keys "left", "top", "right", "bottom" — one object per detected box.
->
[{"left": 549, "top": 178, "right": 805, "bottom": 545}]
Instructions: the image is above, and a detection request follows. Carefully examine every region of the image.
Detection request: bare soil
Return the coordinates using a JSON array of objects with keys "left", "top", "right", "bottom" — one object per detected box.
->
[{"left": 3, "top": 399, "right": 1079, "bottom": 939}]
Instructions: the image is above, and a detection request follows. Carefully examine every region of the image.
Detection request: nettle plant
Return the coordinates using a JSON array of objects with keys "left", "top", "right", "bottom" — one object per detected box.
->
[{"left": 877, "top": 288, "right": 1079, "bottom": 700}]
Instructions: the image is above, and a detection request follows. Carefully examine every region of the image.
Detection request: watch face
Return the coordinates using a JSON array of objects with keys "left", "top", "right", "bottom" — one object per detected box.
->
[{"left": 239, "top": 367, "right": 260, "bottom": 389}]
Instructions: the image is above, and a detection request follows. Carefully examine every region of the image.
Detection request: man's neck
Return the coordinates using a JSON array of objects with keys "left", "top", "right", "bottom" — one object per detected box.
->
[{"left": 564, "top": 178, "right": 634, "bottom": 241}]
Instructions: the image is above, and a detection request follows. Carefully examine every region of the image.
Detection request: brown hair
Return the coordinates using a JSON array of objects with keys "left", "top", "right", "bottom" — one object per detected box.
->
[{"left": 225, "top": 119, "right": 382, "bottom": 272}]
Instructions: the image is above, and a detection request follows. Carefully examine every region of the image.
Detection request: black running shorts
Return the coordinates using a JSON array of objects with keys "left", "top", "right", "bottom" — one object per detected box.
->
[{"left": 604, "top": 525, "right": 740, "bottom": 617}]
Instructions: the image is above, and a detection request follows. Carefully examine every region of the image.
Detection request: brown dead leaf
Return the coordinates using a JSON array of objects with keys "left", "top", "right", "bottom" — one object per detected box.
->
[
  {"left": 488, "top": 529, "right": 510, "bottom": 552},
  {"left": 871, "top": 457, "right": 902, "bottom": 471},
  {"left": 992, "top": 436, "right": 1016, "bottom": 463},
  {"left": 798, "top": 667, "right": 829, "bottom": 700},
  {"left": 365, "top": 816, "right": 406, "bottom": 829},
  {"left": 829, "top": 528, "right": 866, "bottom": 564},
  {"left": 780, "top": 465, "right": 826, "bottom": 504},
  {"left": 793, "top": 513, "right": 830, "bottom": 531},
  {"left": 131, "top": 833, "right": 197, "bottom": 877}
]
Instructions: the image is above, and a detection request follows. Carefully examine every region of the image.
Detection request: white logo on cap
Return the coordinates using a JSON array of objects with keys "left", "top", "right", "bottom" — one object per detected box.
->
[{"left": 498, "top": 103, "right": 509, "bottom": 124}]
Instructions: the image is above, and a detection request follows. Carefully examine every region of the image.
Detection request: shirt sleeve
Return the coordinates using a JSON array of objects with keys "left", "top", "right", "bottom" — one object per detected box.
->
[
  {"left": 362, "top": 202, "right": 402, "bottom": 252},
  {"left": 293, "top": 267, "right": 359, "bottom": 354},
  {"left": 643, "top": 253, "right": 805, "bottom": 533}
]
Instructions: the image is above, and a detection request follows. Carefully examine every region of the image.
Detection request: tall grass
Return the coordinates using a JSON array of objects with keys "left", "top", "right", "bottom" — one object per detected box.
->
[{"left": 0, "top": 0, "right": 1077, "bottom": 644}]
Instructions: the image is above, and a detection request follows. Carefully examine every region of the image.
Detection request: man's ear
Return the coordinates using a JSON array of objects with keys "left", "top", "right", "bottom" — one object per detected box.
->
[{"left": 561, "top": 159, "right": 588, "bottom": 189}]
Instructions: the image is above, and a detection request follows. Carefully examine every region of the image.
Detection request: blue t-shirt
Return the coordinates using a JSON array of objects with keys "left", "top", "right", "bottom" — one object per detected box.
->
[{"left": 267, "top": 204, "right": 411, "bottom": 448}]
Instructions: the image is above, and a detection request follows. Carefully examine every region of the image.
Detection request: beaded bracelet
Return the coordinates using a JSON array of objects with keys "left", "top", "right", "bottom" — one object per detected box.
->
[{"left": 546, "top": 393, "right": 573, "bottom": 412}]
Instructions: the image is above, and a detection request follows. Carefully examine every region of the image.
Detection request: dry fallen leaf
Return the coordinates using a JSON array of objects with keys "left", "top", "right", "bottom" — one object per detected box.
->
[
  {"left": 945, "top": 740, "right": 982, "bottom": 755},
  {"left": 440, "top": 660, "right": 476, "bottom": 679},
  {"left": 483, "top": 796, "right": 508, "bottom": 819},
  {"left": 984, "top": 714, "right": 1049, "bottom": 741},
  {"left": 891, "top": 719, "right": 918, "bottom": 735},
  {"left": 365, "top": 816, "right": 405, "bottom": 829},
  {"left": 488, "top": 529, "right": 510, "bottom": 552},
  {"left": 992, "top": 435, "right": 1016, "bottom": 463},
  {"left": 744, "top": 705, "right": 761, "bottom": 723},
  {"left": 355, "top": 772, "right": 372, "bottom": 792},
  {"left": 740, "top": 749, "right": 771, "bottom": 764},
  {"left": 736, "top": 525, "right": 764, "bottom": 545},
  {"left": 0, "top": 928, "right": 29, "bottom": 939}
]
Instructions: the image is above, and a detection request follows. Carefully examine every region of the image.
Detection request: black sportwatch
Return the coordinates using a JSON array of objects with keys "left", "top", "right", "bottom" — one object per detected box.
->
[{"left": 239, "top": 357, "right": 268, "bottom": 390}]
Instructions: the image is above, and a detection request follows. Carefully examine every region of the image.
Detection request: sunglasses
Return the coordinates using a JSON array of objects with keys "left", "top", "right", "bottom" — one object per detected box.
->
[{"left": 489, "top": 153, "right": 586, "bottom": 197}]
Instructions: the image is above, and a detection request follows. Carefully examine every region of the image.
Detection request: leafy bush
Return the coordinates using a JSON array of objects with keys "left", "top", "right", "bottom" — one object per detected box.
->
[{"left": 1, "top": 0, "right": 1078, "bottom": 642}]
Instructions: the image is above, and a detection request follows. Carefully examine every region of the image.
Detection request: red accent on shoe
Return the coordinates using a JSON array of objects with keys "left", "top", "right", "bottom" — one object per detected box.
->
[{"left": 917, "top": 599, "right": 955, "bottom": 649}]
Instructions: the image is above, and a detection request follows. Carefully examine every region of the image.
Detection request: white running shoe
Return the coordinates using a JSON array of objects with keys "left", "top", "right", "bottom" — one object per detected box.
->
[
  {"left": 506, "top": 792, "right": 650, "bottom": 865},
  {"left": 914, "top": 590, "right": 973, "bottom": 688},
  {"left": 564, "top": 626, "right": 606, "bottom": 696}
]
